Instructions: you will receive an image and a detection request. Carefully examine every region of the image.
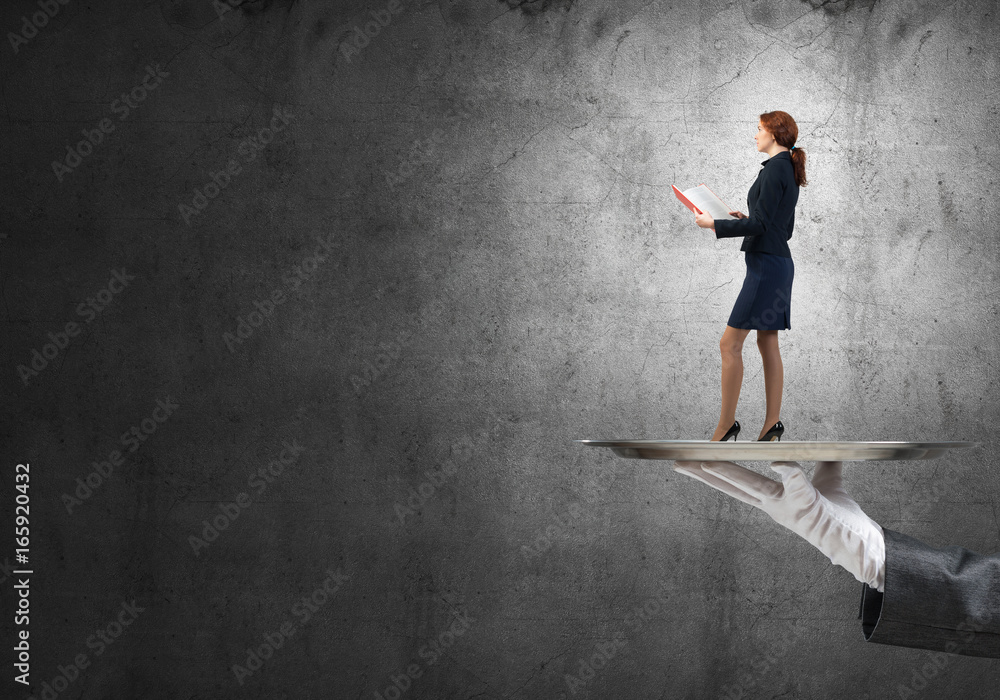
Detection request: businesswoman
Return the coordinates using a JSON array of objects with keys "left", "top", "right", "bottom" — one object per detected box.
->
[{"left": 694, "top": 111, "right": 807, "bottom": 442}]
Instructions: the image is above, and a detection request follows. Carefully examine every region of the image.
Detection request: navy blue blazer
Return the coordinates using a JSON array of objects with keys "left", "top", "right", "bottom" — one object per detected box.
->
[{"left": 712, "top": 150, "right": 798, "bottom": 258}]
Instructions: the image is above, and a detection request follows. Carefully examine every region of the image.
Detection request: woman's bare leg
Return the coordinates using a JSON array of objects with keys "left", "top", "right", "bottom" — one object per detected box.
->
[
  {"left": 712, "top": 325, "right": 752, "bottom": 440},
  {"left": 756, "top": 329, "right": 783, "bottom": 439}
]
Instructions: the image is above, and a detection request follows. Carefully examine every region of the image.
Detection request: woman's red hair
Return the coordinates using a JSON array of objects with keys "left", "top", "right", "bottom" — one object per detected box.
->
[{"left": 760, "top": 111, "right": 807, "bottom": 187}]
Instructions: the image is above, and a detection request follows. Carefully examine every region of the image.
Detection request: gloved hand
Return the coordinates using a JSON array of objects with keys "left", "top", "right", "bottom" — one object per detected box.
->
[{"left": 673, "top": 460, "right": 885, "bottom": 591}]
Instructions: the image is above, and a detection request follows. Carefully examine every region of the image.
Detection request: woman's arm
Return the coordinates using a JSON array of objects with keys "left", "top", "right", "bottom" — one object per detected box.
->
[{"left": 713, "top": 167, "right": 786, "bottom": 239}]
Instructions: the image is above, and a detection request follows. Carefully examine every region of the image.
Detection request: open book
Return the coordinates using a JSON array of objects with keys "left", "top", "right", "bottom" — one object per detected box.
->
[{"left": 672, "top": 184, "right": 737, "bottom": 220}]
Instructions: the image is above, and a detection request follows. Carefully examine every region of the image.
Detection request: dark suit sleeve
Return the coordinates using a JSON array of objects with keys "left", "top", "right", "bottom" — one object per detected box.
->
[
  {"left": 858, "top": 528, "right": 1000, "bottom": 658},
  {"left": 713, "top": 167, "right": 786, "bottom": 240}
]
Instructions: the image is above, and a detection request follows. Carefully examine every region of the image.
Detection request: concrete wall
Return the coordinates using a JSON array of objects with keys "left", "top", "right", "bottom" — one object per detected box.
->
[{"left": 3, "top": 0, "right": 999, "bottom": 696}]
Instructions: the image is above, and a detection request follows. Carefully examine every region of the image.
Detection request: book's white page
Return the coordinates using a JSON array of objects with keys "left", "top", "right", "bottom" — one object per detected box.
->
[{"left": 683, "top": 185, "right": 736, "bottom": 220}]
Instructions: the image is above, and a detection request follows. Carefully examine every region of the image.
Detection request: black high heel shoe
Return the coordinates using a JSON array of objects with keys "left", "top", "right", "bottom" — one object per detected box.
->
[
  {"left": 758, "top": 421, "right": 784, "bottom": 442},
  {"left": 718, "top": 420, "right": 740, "bottom": 441}
]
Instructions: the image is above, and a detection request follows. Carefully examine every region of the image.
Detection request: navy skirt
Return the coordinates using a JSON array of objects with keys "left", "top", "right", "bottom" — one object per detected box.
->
[{"left": 727, "top": 252, "right": 794, "bottom": 330}]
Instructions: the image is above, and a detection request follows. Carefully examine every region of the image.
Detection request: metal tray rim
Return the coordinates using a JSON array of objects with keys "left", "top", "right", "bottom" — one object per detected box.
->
[{"left": 574, "top": 440, "right": 979, "bottom": 462}]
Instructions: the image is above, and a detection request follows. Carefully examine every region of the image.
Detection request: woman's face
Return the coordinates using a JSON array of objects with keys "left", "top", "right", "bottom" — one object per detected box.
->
[{"left": 755, "top": 121, "right": 773, "bottom": 151}]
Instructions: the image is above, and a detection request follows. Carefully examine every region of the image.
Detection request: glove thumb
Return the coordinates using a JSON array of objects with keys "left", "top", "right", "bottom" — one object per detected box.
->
[{"left": 769, "top": 462, "right": 815, "bottom": 503}]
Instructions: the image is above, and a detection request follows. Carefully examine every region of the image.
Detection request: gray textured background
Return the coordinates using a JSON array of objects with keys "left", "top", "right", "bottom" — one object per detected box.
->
[{"left": 3, "top": 0, "right": 1000, "bottom": 697}]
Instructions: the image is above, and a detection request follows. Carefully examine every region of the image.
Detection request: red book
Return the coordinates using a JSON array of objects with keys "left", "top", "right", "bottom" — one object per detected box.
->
[{"left": 672, "top": 183, "right": 736, "bottom": 220}]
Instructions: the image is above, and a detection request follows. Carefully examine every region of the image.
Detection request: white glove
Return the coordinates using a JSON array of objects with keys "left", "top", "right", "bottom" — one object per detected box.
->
[{"left": 674, "top": 460, "right": 885, "bottom": 591}]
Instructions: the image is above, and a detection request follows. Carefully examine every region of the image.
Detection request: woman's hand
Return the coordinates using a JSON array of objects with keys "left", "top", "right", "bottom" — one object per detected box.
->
[
  {"left": 728, "top": 210, "right": 747, "bottom": 219},
  {"left": 694, "top": 210, "right": 715, "bottom": 229}
]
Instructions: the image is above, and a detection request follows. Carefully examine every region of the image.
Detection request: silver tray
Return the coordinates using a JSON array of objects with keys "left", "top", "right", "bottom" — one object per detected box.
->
[{"left": 576, "top": 440, "right": 979, "bottom": 462}]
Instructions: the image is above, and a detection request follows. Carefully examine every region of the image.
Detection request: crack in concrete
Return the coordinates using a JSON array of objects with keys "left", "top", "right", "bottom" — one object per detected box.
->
[
  {"left": 498, "top": 0, "right": 575, "bottom": 17},
  {"left": 502, "top": 645, "right": 574, "bottom": 698},
  {"left": 789, "top": 21, "right": 835, "bottom": 50},
  {"left": 700, "top": 279, "right": 735, "bottom": 302},
  {"left": 556, "top": 102, "right": 605, "bottom": 134},
  {"left": 473, "top": 119, "right": 555, "bottom": 183},
  {"left": 610, "top": 30, "right": 632, "bottom": 78},
  {"left": 705, "top": 39, "right": 778, "bottom": 99},
  {"left": 807, "top": 72, "right": 849, "bottom": 139},
  {"left": 561, "top": 126, "right": 663, "bottom": 188},
  {"left": 159, "top": 98, "right": 262, "bottom": 186},
  {"left": 917, "top": 29, "right": 933, "bottom": 53}
]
